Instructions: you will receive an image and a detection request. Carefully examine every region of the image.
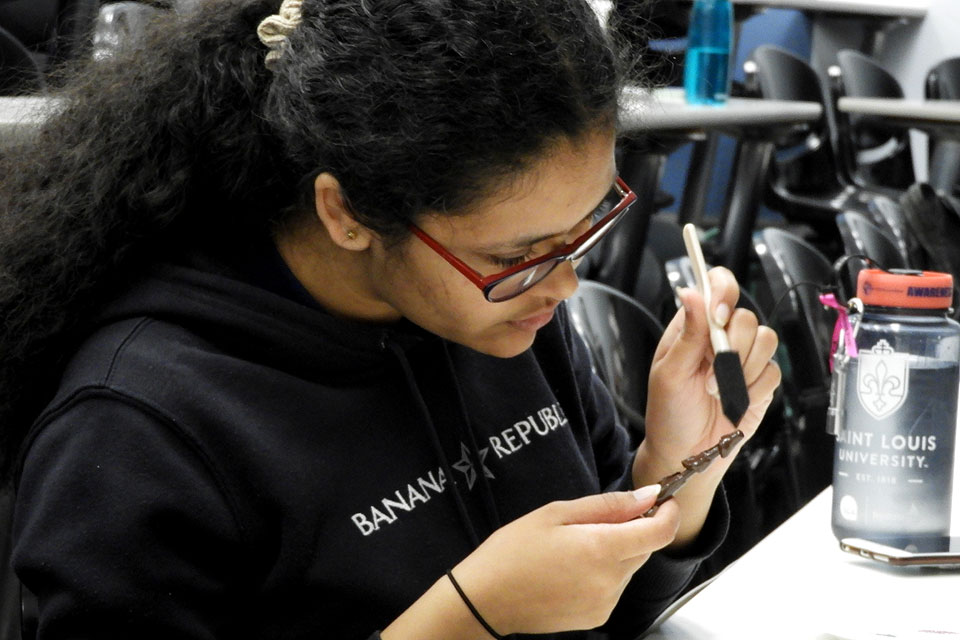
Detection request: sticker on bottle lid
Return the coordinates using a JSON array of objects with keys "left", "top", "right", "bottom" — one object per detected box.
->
[{"left": 857, "top": 269, "right": 954, "bottom": 309}]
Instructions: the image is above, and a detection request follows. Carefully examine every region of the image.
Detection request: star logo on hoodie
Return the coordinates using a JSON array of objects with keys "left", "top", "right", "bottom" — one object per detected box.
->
[{"left": 452, "top": 442, "right": 495, "bottom": 490}]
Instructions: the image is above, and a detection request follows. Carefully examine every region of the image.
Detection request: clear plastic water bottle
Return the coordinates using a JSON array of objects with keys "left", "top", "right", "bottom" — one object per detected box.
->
[
  {"left": 829, "top": 269, "right": 960, "bottom": 541},
  {"left": 684, "top": 0, "right": 733, "bottom": 105}
]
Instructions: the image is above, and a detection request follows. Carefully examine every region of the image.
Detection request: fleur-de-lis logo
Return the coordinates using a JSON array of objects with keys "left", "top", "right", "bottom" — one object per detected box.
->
[
  {"left": 857, "top": 339, "right": 908, "bottom": 419},
  {"left": 861, "top": 360, "right": 902, "bottom": 413}
]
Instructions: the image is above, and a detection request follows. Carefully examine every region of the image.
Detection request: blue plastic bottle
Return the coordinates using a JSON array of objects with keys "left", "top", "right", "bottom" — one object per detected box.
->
[{"left": 684, "top": 0, "right": 733, "bottom": 105}]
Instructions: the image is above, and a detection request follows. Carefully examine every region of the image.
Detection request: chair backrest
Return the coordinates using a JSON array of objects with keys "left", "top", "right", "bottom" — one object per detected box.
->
[
  {"left": 898, "top": 183, "right": 960, "bottom": 311},
  {"left": 837, "top": 49, "right": 904, "bottom": 99},
  {"left": 925, "top": 57, "right": 960, "bottom": 198},
  {"left": 568, "top": 280, "right": 664, "bottom": 447},
  {"left": 835, "top": 210, "right": 906, "bottom": 295},
  {"left": 836, "top": 210, "right": 904, "bottom": 269},
  {"left": 926, "top": 56, "right": 960, "bottom": 100},
  {"left": 754, "top": 229, "right": 843, "bottom": 499},
  {"left": 834, "top": 49, "right": 914, "bottom": 190},
  {"left": 752, "top": 228, "right": 835, "bottom": 399},
  {"left": 752, "top": 45, "right": 827, "bottom": 105},
  {"left": 748, "top": 45, "right": 846, "bottom": 198},
  {"left": 864, "top": 195, "right": 917, "bottom": 264}
]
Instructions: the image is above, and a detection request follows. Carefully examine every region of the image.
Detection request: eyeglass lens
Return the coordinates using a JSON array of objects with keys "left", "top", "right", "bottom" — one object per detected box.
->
[
  {"left": 487, "top": 260, "right": 562, "bottom": 302},
  {"left": 485, "top": 187, "right": 630, "bottom": 302}
]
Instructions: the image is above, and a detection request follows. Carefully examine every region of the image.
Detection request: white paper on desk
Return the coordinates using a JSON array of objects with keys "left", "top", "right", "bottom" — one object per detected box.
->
[
  {"left": 818, "top": 626, "right": 960, "bottom": 640},
  {"left": 807, "top": 569, "right": 960, "bottom": 640}
]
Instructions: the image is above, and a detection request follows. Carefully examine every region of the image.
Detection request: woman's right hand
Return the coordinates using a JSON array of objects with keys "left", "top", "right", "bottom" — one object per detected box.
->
[{"left": 450, "top": 484, "right": 679, "bottom": 636}]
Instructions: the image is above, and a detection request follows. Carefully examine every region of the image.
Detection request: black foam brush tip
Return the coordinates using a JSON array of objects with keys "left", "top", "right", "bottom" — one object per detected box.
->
[{"left": 713, "top": 351, "right": 750, "bottom": 426}]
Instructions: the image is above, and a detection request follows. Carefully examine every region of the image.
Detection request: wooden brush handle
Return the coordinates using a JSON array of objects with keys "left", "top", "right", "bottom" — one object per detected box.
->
[{"left": 682, "top": 223, "right": 730, "bottom": 352}]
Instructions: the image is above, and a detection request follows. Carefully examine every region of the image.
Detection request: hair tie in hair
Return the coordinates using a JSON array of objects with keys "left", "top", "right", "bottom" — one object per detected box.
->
[{"left": 256, "top": 0, "right": 304, "bottom": 70}]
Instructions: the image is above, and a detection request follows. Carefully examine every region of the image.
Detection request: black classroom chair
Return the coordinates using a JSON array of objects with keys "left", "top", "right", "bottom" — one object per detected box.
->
[
  {"left": 925, "top": 56, "right": 960, "bottom": 198},
  {"left": 752, "top": 227, "right": 837, "bottom": 501},
  {"left": 745, "top": 45, "right": 883, "bottom": 253},
  {"left": 567, "top": 280, "right": 664, "bottom": 448},
  {"left": 898, "top": 183, "right": 960, "bottom": 317},
  {"left": 833, "top": 50, "right": 915, "bottom": 194},
  {"left": 835, "top": 210, "right": 907, "bottom": 297}
]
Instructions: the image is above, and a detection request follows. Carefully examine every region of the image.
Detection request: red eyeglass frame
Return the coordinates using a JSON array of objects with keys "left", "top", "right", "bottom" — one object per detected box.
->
[{"left": 409, "top": 176, "right": 637, "bottom": 301}]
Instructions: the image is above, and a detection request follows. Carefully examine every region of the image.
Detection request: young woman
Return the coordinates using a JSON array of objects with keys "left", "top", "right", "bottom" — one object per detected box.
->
[{"left": 0, "top": 0, "right": 780, "bottom": 638}]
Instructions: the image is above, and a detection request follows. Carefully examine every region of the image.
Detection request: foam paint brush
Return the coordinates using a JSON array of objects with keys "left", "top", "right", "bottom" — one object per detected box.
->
[{"left": 681, "top": 223, "right": 750, "bottom": 426}]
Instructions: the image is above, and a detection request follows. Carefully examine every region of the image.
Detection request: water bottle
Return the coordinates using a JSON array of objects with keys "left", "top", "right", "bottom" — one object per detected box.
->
[
  {"left": 684, "top": 0, "right": 733, "bottom": 105},
  {"left": 829, "top": 269, "right": 960, "bottom": 541}
]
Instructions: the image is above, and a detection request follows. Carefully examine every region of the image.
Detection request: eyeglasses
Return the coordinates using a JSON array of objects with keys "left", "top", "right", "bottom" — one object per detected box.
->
[{"left": 410, "top": 176, "right": 637, "bottom": 302}]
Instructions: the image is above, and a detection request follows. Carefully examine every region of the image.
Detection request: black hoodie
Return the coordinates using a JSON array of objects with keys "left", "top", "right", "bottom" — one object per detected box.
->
[{"left": 12, "top": 247, "right": 727, "bottom": 639}]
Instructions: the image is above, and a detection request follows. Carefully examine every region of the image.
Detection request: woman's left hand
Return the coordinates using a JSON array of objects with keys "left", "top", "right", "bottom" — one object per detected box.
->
[{"left": 634, "top": 266, "right": 781, "bottom": 543}]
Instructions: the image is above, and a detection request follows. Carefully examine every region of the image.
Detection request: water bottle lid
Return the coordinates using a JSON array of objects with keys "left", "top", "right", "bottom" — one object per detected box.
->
[{"left": 857, "top": 269, "right": 954, "bottom": 309}]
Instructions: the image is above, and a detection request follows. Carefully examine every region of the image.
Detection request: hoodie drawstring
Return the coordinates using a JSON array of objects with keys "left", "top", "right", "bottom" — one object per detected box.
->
[
  {"left": 386, "top": 341, "right": 482, "bottom": 547},
  {"left": 441, "top": 341, "right": 503, "bottom": 531}
]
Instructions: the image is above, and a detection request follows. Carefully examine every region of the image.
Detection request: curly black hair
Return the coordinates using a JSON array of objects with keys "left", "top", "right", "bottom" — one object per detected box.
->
[{"left": 0, "top": 0, "right": 638, "bottom": 480}]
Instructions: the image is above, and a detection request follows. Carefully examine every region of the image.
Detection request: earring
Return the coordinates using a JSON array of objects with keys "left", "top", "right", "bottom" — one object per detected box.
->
[{"left": 345, "top": 230, "right": 357, "bottom": 240}]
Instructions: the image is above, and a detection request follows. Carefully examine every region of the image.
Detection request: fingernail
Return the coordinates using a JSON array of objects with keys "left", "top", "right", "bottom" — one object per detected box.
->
[
  {"left": 706, "top": 374, "right": 719, "bottom": 397},
  {"left": 632, "top": 484, "right": 661, "bottom": 502},
  {"left": 714, "top": 303, "right": 730, "bottom": 326},
  {"left": 675, "top": 287, "right": 691, "bottom": 313}
]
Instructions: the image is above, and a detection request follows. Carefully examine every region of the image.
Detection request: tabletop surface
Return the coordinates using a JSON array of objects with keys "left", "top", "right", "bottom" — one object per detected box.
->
[
  {"left": 620, "top": 87, "right": 822, "bottom": 134},
  {"left": 642, "top": 487, "right": 960, "bottom": 639},
  {"left": 0, "top": 96, "right": 60, "bottom": 145},
  {"left": 0, "top": 96, "right": 56, "bottom": 123},
  {"left": 837, "top": 97, "right": 960, "bottom": 124},
  {"left": 731, "top": 0, "right": 928, "bottom": 18}
]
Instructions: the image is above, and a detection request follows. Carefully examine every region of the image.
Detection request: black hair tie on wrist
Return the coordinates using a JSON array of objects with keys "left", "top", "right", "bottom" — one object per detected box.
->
[{"left": 446, "top": 570, "right": 505, "bottom": 639}]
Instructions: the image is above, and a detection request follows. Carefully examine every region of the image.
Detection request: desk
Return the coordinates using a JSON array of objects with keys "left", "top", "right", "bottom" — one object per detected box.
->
[
  {"left": 620, "top": 87, "right": 822, "bottom": 135},
  {"left": 672, "top": 0, "right": 926, "bottom": 18},
  {"left": 733, "top": 0, "right": 927, "bottom": 19},
  {"left": 619, "top": 88, "right": 822, "bottom": 280},
  {"left": 0, "top": 96, "right": 57, "bottom": 147},
  {"left": 643, "top": 488, "right": 960, "bottom": 639},
  {"left": 838, "top": 97, "right": 960, "bottom": 141}
]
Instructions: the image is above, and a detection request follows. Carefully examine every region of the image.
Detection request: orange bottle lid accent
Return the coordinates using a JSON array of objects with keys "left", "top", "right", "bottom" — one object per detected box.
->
[{"left": 857, "top": 269, "right": 954, "bottom": 309}]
